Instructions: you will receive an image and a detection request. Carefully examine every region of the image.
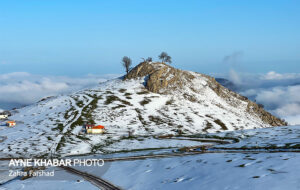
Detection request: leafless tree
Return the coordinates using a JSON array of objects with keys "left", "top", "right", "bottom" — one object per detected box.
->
[
  {"left": 158, "top": 52, "right": 172, "bottom": 64},
  {"left": 141, "top": 57, "right": 153, "bottom": 62},
  {"left": 122, "top": 56, "right": 132, "bottom": 75},
  {"left": 146, "top": 57, "right": 153, "bottom": 62}
]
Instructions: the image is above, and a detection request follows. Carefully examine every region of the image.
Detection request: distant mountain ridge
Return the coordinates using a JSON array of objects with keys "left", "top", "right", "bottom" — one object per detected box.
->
[{"left": 215, "top": 78, "right": 238, "bottom": 91}]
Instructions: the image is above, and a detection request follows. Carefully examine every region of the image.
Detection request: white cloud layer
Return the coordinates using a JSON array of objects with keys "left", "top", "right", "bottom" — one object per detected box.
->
[
  {"left": 0, "top": 72, "right": 119, "bottom": 110},
  {"left": 262, "top": 71, "right": 300, "bottom": 80},
  {"left": 237, "top": 71, "right": 300, "bottom": 125}
]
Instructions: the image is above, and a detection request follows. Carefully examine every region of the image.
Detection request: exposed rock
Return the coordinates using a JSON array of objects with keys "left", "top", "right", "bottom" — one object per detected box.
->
[{"left": 125, "top": 62, "right": 195, "bottom": 93}]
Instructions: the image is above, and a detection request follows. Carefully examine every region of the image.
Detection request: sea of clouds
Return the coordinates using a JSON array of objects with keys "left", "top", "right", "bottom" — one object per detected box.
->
[
  {"left": 226, "top": 70, "right": 300, "bottom": 125},
  {"left": 220, "top": 52, "right": 300, "bottom": 125},
  {"left": 0, "top": 72, "right": 120, "bottom": 110}
]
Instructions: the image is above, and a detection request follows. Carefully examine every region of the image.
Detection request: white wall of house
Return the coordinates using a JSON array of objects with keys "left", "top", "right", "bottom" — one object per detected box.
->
[{"left": 87, "top": 128, "right": 105, "bottom": 134}]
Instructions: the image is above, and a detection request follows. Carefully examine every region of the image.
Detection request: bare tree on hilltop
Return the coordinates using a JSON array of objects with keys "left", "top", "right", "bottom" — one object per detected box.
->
[
  {"left": 158, "top": 52, "right": 172, "bottom": 64},
  {"left": 141, "top": 57, "right": 153, "bottom": 62},
  {"left": 122, "top": 56, "right": 132, "bottom": 75},
  {"left": 146, "top": 57, "right": 152, "bottom": 62}
]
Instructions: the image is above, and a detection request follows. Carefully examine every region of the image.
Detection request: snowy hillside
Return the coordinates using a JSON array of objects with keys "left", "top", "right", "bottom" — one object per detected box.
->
[{"left": 0, "top": 62, "right": 287, "bottom": 157}]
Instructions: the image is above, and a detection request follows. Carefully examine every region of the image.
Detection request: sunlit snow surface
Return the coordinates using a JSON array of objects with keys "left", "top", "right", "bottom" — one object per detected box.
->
[{"left": 99, "top": 152, "right": 300, "bottom": 190}]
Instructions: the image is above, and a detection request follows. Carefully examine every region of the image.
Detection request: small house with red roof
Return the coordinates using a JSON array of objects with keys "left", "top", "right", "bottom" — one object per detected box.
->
[
  {"left": 6, "top": 121, "right": 16, "bottom": 127},
  {"left": 85, "top": 124, "right": 105, "bottom": 134}
]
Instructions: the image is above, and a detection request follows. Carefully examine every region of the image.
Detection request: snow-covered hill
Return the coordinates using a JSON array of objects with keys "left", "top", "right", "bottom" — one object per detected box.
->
[{"left": 0, "top": 62, "right": 287, "bottom": 157}]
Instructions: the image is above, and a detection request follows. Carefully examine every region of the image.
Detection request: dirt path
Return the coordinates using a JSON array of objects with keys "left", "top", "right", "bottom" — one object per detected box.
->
[
  {"left": 100, "top": 149, "right": 299, "bottom": 162},
  {"left": 59, "top": 166, "right": 121, "bottom": 190},
  {"left": 51, "top": 95, "right": 93, "bottom": 154},
  {"left": 162, "top": 137, "right": 233, "bottom": 144}
]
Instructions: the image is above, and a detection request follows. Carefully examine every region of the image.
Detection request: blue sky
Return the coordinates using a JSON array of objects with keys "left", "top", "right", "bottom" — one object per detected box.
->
[{"left": 0, "top": 0, "right": 300, "bottom": 76}]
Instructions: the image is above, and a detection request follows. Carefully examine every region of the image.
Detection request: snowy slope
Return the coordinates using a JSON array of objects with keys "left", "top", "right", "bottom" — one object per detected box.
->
[{"left": 99, "top": 152, "right": 300, "bottom": 190}]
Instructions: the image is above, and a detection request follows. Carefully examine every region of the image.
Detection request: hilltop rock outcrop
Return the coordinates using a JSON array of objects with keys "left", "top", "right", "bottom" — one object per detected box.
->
[{"left": 125, "top": 62, "right": 195, "bottom": 93}]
